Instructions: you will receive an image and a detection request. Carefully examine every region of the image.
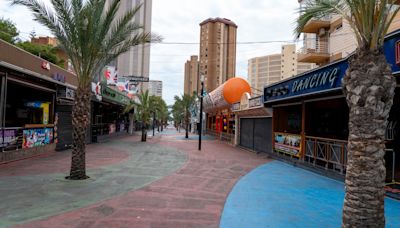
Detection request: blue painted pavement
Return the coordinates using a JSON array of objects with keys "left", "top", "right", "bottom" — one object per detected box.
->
[{"left": 220, "top": 161, "right": 400, "bottom": 228}]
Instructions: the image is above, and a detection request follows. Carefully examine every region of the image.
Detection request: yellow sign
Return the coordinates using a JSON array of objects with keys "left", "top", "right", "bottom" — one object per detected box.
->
[{"left": 41, "top": 103, "right": 49, "bottom": 124}]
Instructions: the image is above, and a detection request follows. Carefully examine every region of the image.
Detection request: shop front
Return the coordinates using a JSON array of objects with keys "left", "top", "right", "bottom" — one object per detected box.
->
[
  {"left": 204, "top": 78, "right": 251, "bottom": 144},
  {"left": 0, "top": 39, "right": 78, "bottom": 162},
  {"left": 232, "top": 93, "right": 272, "bottom": 153},
  {"left": 91, "top": 83, "right": 130, "bottom": 142},
  {"left": 263, "top": 30, "right": 400, "bottom": 186}
]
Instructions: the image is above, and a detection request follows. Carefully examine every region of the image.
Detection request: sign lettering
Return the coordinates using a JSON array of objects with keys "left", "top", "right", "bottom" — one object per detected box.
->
[{"left": 264, "top": 60, "right": 347, "bottom": 104}]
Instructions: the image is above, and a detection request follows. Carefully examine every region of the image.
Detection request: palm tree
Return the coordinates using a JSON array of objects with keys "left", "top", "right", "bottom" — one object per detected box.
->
[
  {"left": 173, "top": 94, "right": 197, "bottom": 138},
  {"left": 149, "top": 96, "right": 167, "bottom": 132},
  {"left": 11, "top": 0, "right": 161, "bottom": 179},
  {"left": 171, "top": 101, "right": 183, "bottom": 132},
  {"left": 125, "top": 90, "right": 153, "bottom": 142},
  {"left": 296, "top": 1, "right": 399, "bottom": 226}
]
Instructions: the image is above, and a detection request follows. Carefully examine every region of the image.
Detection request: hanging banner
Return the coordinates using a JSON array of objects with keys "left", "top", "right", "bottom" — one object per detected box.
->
[
  {"left": 22, "top": 128, "right": 54, "bottom": 149},
  {"left": 274, "top": 132, "right": 301, "bottom": 157}
]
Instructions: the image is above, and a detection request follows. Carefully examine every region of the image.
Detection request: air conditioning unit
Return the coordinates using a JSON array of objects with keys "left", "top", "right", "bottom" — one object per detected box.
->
[{"left": 319, "top": 27, "right": 326, "bottom": 36}]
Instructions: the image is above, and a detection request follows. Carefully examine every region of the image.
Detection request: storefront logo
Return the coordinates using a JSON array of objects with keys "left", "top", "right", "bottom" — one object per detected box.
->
[
  {"left": 52, "top": 73, "right": 66, "bottom": 83},
  {"left": 249, "top": 96, "right": 263, "bottom": 108},
  {"left": 41, "top": 61, "right": 50, "bottom": 70},
  {"left": 291, "top": 67, "right": 340, "bottom": 93}
]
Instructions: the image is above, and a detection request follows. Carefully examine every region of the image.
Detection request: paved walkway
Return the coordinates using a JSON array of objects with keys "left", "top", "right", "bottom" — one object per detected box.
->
[
  {"left": 0, "top": 129, "right": 269, "bottom": 227},
  {"left": 220, "top": 161, "right": 400, "bottom": 228}
]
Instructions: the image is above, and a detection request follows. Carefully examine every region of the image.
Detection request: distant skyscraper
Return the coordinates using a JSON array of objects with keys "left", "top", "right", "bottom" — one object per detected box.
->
[
  {"left": 248, "top": 44, "right": 316, "bottom": 93},
  {"left": 106, "top": 0, "right": 152, "bottom": 92},
  {"left": 148, "top": 80, "right": 162, "bottom": 97},
  {"left": 199, "top": 18, "right": 237, "bottom": 92},
  {"left": 184, "top": 55, "right": 199, "bottom": 95}
]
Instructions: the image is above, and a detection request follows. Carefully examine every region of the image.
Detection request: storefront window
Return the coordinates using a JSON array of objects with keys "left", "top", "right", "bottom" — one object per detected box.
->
[
  {"left": 5, "top": 81, "right": 54, "bottom": 127},
  {"left": 274, "top": 105, "right": 302, "bottom": 134},
  {"left": 305, "top": 99, "right": 348, "bottom": 140}
]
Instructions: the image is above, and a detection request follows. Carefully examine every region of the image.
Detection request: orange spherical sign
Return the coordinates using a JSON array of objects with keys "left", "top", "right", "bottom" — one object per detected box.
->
[{"left": 222, "top": 77, "right": 251, "bottom": 104}]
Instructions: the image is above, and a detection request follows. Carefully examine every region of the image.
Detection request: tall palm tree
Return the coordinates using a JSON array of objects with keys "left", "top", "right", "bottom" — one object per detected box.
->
[
  {"left": 125, "top": 90, "right": 153, "bottom": 142},
  {"left": 149, "top": 96, "right": 166, "bottom": 132},
  {"left": 171, "top": 100, "right": 183, "bottom": 132},
  {"left": 11, "top": 0, "right": 161, "bottom": 179},
  {"left": 174, "top": 94, "right": 197, "bottom": 138},
  {"left": 296, "top": 1, "right": 399, "bottom": 226}
]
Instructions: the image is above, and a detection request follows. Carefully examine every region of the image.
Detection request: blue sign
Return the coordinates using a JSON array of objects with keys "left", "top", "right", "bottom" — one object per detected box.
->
[
  {"left": 384, "top": 30, "right": 400, "bottom": 74},
  {"left": 264, "top": 60, "right": 348, "bottom": 103}
]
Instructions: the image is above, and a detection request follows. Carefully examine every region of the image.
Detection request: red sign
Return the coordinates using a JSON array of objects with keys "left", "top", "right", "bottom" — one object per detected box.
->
[
  {"left": 396, "top": 41, "right": 400, "bottom": 66},
  {"left": 41, "top": 61, "right": 50, "bottom": 70}
]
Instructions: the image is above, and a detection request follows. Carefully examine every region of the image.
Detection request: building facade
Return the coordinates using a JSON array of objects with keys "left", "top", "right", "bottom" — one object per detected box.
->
[
  {"left": 148, "top": 80, "right": 162, "bottom": 97},
  {"left": 106, "top": 0, "right": 152, "bottom": 92},
  {"left": 297, "top": 0, "right": 400, "bottom": 66},
  {"left": 262, "top": 30, "right": 400, "bottom": 186},
  {"left": 199, "top": 18, "right": 237, "bottom": 92},
  {"left": 184, "top": 55, "right": 199, "bottom": 95},
  {"left": 248, "top": 44, "right": 316, "bottom": 92}
]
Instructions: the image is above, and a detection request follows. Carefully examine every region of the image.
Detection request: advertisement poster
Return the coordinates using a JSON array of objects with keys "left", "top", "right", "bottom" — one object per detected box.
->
[
  {"left": 103, "top": 66, "right": 117, "bottom": 85},
  {"left": 274, "top": 133, "right": 301, "bottom": 157},
  {"left": 23, "top": 128, "right": 53, "bottom": 149},
  {"left": 0, "top": 129, "right": 18, "bottom": 148}
]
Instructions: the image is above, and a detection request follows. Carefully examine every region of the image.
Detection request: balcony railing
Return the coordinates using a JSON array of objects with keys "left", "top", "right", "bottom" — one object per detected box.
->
[
  {"left": 298, "top": 41, "right": 330, "bottom": 64},
  {"left": 304, "top": 136, "right": 348, "bottom": 174}
]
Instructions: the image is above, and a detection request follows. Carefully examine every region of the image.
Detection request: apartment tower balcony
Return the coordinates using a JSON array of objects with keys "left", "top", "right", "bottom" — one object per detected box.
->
[
  {"left": 298, "top": 41, "right": 330, "bottom": 65},
  {"left": 301, "top": 16, "right": 331, "bottom": 34}
]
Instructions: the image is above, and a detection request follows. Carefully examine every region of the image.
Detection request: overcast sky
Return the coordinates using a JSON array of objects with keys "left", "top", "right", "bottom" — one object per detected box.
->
[{"left": 0, "top": 0, "right": 301, "bottom": 105}]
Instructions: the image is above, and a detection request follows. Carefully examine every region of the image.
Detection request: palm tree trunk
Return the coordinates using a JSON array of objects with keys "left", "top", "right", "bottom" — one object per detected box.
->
[
  {"left": 185, "top": 116, "right": 189, "bottom": 139},
  {"left": 68, "top": 85, "right": 91, "bottom": 180},
  {"left": 141, "top": 126, "right": 146, "bottom": 142},
  {"left": 128, "top": 113, "right": 134, "bottom": 135},
  {"left": 342, "top": 49, "right": 396, "bottom": 227},
  {"left": 161, "top": 122, "right": 164, "bottom": 131}
]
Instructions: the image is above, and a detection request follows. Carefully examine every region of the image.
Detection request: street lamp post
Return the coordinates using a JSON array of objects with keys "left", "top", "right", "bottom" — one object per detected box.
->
[
  {"left": 199, "top": 75, "right": 204, "bottom": 151},
  {"left": 153, "top": 111, "right": 156, "bottom": 136}
]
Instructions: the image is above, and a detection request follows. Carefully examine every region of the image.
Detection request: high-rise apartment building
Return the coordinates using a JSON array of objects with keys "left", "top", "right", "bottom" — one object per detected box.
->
[
  {"left": 184, "top": 55, "right": 199, "bottom": 95},
  {"left": 106, "top": 0, "right": 152, "bottom": 92},
  {"left": 199, "top": 18, "right": 237, "bottom": 92},
  {"left": 297, "top": 0, "right": 400, "bottom": 65},
  {"left": 248, "top": 44, "right": 316, "bottom": 92},
  {"left": 148, "top": 80, "right": 162, "bottom": 97}
]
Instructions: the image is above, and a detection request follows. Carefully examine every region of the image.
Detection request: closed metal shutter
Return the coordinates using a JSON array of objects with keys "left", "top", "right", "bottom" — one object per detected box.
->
[
  {"left": 240, "top": 117, "right": 272, "bottom": 153},
  {"left": 56, "top": 104, "right": 73, "bottom": 150},
  {"left": 254, "top": 118, "right": 272, "bottom": 153},
  {"left": 240, "top": 118, "right": 254, "bottom": 149}
]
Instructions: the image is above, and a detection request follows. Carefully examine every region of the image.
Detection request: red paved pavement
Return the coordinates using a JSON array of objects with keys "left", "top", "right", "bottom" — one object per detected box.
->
[
  {"left": 0, "top": 136, "right": 134, "bottom": 177},
  {"left": 14, "top": 131, "right": 270, "bottom": 228}
]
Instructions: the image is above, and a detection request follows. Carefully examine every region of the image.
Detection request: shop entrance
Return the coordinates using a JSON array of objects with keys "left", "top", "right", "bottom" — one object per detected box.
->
[
  {"left": 240, "top": 118, "right": 272, "bottom": 153},
  {"left": 304, "top": 98, "right": 349, "bottom": 173},
  {"left": 386, "top": 87, "right": 400, "bottom": 189},
  {"left": 4, "top": 80, "right": 55, "bottom": 151},
  {"left": 55, "top": 104, "right": 72, "bottom": 150}
]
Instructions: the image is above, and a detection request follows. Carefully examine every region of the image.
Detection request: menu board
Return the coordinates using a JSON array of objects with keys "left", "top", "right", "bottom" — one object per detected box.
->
[
  {"left": 274, "top": 132, "right": 301, "bottom": 157},
  {"left": 22, "top": 128, "right": 53, "bottom": 149}
]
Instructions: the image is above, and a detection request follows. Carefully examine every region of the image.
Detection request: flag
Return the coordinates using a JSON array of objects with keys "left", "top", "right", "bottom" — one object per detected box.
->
[{"left": 103, "top": 66, "right": 117, "bottom": 85}]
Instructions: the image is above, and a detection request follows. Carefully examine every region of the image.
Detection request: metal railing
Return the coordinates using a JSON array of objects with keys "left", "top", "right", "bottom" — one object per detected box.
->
[
  {"left": 206, "top": 129, "right": 234, "bottom": 144},
  {"left": 386, "top": 121, "right": 397, "bottom": 141},
  {"left": 304, "top": 136, "right": 348, "bottom": 174},
  {"left": 299, "top": 41, "right": 329, "bottom": 55}
]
